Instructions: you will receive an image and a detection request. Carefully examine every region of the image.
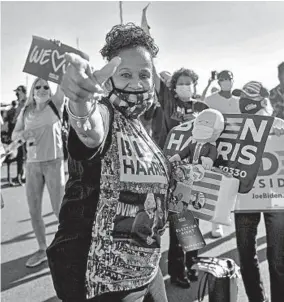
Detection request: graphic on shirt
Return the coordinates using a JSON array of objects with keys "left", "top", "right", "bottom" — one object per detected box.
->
[
  {"left": 86, "top": 111, "right": 169, "bottom": 299},
  {"left": 117, "top": 124, "right": 168, "bottom": 184},
  {"left": 130, "top": 193, "right": 164, "bottom": 247}
]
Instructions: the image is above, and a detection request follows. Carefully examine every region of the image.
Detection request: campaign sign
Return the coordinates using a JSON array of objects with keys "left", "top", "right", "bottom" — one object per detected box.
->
[
  {"left": 164, "top": 114, "right": 274, "bottom": 193},
  {"left": 23, "top": 36, "right": 89, "bottom": 84},
  {"left": 235, "top": 133, "right": 284, "bottom": 212}
]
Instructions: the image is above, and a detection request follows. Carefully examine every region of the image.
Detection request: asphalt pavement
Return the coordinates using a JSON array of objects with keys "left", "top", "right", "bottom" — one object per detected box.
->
[{"left": 1, "top": 163, "right": 270, "bottom": 302}]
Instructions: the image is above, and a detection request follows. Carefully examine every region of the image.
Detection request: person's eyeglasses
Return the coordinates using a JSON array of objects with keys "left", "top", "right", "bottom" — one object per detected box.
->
[{"left": 35, "top": 85, "right": 49, "bottom": 90}]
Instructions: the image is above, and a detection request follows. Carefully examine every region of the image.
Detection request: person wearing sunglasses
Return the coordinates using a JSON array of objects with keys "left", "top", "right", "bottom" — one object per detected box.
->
[{"left": 11, "top": 77, "right": 65, "bottom": 268}]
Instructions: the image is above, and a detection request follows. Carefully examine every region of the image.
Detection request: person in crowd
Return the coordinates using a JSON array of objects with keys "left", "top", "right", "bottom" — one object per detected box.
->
[
  {"left": 10, "top": 85, "right": 28, "bottom": 186},
  {"left": 1, "top": 114, "right": 6, "bottom": 209},
  {"left": 270, "top": 62, "right": 284, "bottom": 120},
  {"left": 205, "top": 70, "right": 240, "bottom": 114},
  {"left": 6, "top": 100, "right": 18, "bottom": 137},
  {"left": 3, "top": 100, "right": 20, "bottom": 186},
  {"left": 47, "top": 23, "right": 171, "bottom": 302},
  {"left": 155, "top": 67, "right": 208, "bottom": 139},
  {"left": 204, "top": 70, "right": 240, "bottom": 238},
  {"left": 153, "top": 68, "right": 208, "bottom": 288},
  {"left": 233, "top": 81, "right": 284, "bottom": 302},
  {"left": 12, "top": 78, "right": 65, "bottom": 268}
]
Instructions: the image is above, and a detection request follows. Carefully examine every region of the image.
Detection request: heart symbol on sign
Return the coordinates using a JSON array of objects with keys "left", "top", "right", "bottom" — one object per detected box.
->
[{"left": 51, "top": 50, "right": 66, "bottom": 73}]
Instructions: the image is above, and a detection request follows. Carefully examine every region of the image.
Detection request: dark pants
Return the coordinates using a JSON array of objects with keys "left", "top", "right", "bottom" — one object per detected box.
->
[
  {"left": 168, "top": 213, "right": 198, "bottom": 278},
  {"left": 235, "top": 212, "right": 284, "bottom": 302},
  {"left": 16, "top": 145, "right": 25, "bottom": 178}
]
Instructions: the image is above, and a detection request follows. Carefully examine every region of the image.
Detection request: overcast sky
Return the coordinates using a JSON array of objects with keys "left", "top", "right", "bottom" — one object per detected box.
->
[{"left": 1, "top": 1, "right": 284, "bottom": 103}]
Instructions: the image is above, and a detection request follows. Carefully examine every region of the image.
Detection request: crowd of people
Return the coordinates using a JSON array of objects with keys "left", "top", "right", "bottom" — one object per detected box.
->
[{"left": 1, "top": 22, "right": 284, "bottom": 302}]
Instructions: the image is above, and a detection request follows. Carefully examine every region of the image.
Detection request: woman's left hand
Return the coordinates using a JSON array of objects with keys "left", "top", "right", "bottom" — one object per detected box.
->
[{"left": 61, "top": 53, "right": 121, "bottom": 104}]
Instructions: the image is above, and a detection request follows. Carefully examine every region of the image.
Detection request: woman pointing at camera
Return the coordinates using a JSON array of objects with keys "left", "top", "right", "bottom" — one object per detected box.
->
[{"left": 47, "top": 23, "right": 171, "bottom": 302}]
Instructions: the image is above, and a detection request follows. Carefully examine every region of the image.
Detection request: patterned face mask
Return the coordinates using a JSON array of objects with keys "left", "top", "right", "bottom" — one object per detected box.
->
[{"left": 108, "top": 78, "right": 154, "bottom": 119}]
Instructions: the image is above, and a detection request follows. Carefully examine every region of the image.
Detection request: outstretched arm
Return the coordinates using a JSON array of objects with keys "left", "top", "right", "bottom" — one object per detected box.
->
[{"left": 61, "top": 53, "right": 121, "bottom": 149}]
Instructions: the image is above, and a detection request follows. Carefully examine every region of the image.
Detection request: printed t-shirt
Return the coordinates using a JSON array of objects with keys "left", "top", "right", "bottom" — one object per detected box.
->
[
  {"left": 20, "top": 104, "right": 63, "bottom": 162},
  {"left": 205, "top": 92, "right": 241, "bottom": 114},
  {"left": 51, "top": 99, "right": 171, "bottom": 300}
]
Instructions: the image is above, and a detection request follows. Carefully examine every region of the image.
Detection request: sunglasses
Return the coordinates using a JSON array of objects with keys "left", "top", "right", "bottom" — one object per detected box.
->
[{"left": 35, "top": 85, "right": 49, "bottom": 90}]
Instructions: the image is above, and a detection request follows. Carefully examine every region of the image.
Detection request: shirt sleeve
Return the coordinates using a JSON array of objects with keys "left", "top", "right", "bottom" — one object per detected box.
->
[{"left": 68, "top": 101, "right": 112, "bottom": 161}]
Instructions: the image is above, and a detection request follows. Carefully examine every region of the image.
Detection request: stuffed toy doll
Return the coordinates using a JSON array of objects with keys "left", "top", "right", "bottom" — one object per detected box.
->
[{"left": 169, "top": 109, "right": 225, "bottom": 170}]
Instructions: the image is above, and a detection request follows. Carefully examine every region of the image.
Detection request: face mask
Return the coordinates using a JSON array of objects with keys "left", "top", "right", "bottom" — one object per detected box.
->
[
  {"left": 192, "top": 125, "right": 214, "bottom": 141},
  {"left": 239, "top": 98, "right": 264, "bottom": 115},
  {"left": 175, "top": 85, "right": 193, "bottom": 99},
  {"left": 108, "top": 78, "right": 154, "bottom": 119},
  {"left": 219, "top": 80, "right": 232, "bottom": 92},
  {"left": 34, "top": 95, "right": 50, "bottom": 104}
]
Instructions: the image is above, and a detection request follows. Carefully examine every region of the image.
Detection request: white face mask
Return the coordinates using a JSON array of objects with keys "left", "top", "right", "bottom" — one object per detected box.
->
[
  {"left": 34, "top": 95, "right": 49, "bottom": 104},
  {"left": 175, "top": 85, "right": 193, "bottom": 99},
  {"left": 192, "top": 125, "right": 214, "bottom": 141}
]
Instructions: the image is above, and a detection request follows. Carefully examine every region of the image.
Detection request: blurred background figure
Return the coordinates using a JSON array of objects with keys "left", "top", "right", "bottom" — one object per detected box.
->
[
  {"left": 12, "top": 78, "right": 65, "bottom": 268},
  {"left": 205, "top": 70, "right": 240, "bottom": 115},
  {"left": 234, "top": 81, "right": 284, "bottom": 302},
  {"left": 204, "top": 70, "right": 240, "bottom": 238},
  {"left": 9, "top": 85, "right": 28, "bottom": 186},
  {"left": 6, "top": 100, "right": 18, "bottom": 138},
  {"left": 270, "top": 62, "right": 284, "bottom": 120}
]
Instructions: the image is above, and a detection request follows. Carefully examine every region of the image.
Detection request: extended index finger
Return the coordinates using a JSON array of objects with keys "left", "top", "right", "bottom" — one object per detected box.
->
[
  {"left": 93, "top": 57, "right": 121, "bottom": 85},
  {"left": 65, "top": 52, "right": 92, "bottom": 78}
]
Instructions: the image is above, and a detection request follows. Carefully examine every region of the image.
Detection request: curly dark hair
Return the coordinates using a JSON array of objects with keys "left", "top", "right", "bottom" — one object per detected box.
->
[
  {"left": 100, "top": 23, "right": 159, "bottom": 61},
  {"left": 170, "top": 68, "right": 199, "bottom": 91}
]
